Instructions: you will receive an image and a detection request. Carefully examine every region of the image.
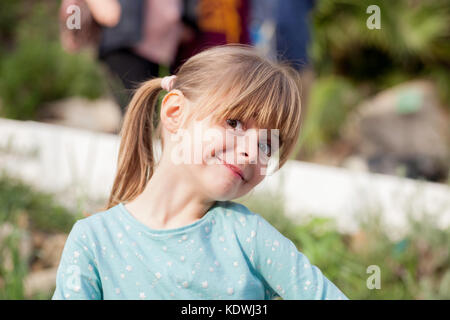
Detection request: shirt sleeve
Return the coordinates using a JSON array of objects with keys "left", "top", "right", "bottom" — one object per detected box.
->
[
  {"left": 52, "top": 220, "right": 103, "bottom": 300},
  {"left": 251, "top": 214, "right": 349, "bottom": 300}
]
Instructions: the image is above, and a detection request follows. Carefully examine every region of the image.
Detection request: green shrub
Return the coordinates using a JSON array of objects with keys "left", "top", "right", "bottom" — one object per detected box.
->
[
  {"left": 0, "top": 0, "right": 21, "bottom": 44},
  {"left": 0, "top": 172, "right": 80, "bottom": 233},
  {"left": 297, "top": 0, "right": 450, "bottom": 159},
  {"left": 0, "top": 39, "right": 106, "bottom": 120},
  {"left": 0, "top": 1, "right": 106, "bottom": 120},
  {"left": 237, "top": 189, "right": 450, "bottom": 299},
  {"left": 0, "top": 226, "right": 29, "bottom": 300},
  {"left": 295, "top": 75, "right": 360, "bottom": 157},
  {"left": 310, "top": 0, "right": 450, "bottom": 82},
  {"left": 0, "top": 172, "right": 82, "bottom": 299}
]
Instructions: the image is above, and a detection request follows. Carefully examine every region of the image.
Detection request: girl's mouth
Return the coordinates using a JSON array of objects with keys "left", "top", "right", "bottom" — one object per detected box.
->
[{"left": 216, "top": 157, "right": 246, "bottom": 182}]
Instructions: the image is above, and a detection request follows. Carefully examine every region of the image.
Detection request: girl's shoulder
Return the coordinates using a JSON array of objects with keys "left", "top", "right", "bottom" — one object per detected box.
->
[
  {"left": 70, "top": 203, "right": 123, "bottom": 237},
  {"left": 215, "top": 200, "right": 267, "bottom": 228},
  {"left": 215, "top": 200, "right": 251, "bottom": 215},
  {"left": 217, "top": 201, "right": 284, "bottom": 238},
  {"left": 217, "top": 200, "right": 253, "bottom": 215}
]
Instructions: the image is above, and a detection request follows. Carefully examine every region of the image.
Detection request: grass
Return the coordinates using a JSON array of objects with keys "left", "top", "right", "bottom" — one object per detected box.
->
[
  {"left": 236, "top": 188, "right": 450, "bottom": 299},
  {"left": 0, "top": 172, "right": 81, "bottom": 233},
  {"left": 0, "top": 226, "right": 28, "bottom": 299},
  {"left": 0, "top": 171, "right": 449, "bottom": 299},
  {"left": 0, "top": 171, "right": 81, "bottom": 299}
]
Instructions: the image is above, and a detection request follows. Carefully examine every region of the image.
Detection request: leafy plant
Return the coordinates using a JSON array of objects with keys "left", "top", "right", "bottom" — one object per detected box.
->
[
  {"left": 0, "top": 1, "right": 106, "bottom": 120},
  {"left": 310, "top": 0, "right": 450, "bottom": 84},
  {"left": 0, "top": 226, "right": 29, "bottom": 300},
  {"left": 297, "top": 0, "right": 450, "bottom": 159},
  {"left": 0, "top": 0, "right": 21, "bottom": 45},
  {"left": 294, "top": 75, "right": 360, "bottom": 157},
  {"left": 0, "top": 172, "right": 82, "bottom": 299},
  {"left": 0, "top": 172, "right": 80, "bottom": 234},
  {"left": 237, "top": 189, "right": 450, "bottom": 299}
]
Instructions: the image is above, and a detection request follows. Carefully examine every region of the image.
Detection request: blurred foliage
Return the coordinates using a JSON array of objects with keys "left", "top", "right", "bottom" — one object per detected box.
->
[
  {"left": 0, "top": 172, "right": 81, "bottom": 299},
  {"left": 237, "top": 189, "right": 450, "bottom": 299},
  {"left": 0, "top": 0, "right": 21, "bottom": 46},
  {"left": 0, "top": 0, "right": 106, "bottom": 120},
  {"left": 310, "top": 0, "right": 450, "bottom": 84},
  {"left": 0, "top": 225, "right": 29, "bottom": 300},
  {"left": 0, "top": 172, "right": 79, "bottom": 233},
  {"left": 0, "top": 172, "right": 449, "bottom": 299},
  {"left": 297, "top": 0, "right": 450, "bottom": 157},
  {"left": 295, "top": 75, "right": 360, "bottom": 156}
]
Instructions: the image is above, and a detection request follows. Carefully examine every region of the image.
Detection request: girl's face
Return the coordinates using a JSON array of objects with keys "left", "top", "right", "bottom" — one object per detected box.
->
[{"left": 172, "top": 113, "right": 276, "bottom": 201}]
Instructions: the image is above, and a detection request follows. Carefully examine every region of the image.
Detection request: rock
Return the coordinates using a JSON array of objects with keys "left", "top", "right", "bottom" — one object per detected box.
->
[
  {"left": 341, "top": 155, "right": 369, "bottom": 172},
  {"left": 23, "top": 267, "right": 58, "bottom": 298},
  {"left": 342, "top": 80, "right": 450, "bottom": 182},
  {"left": 37, "top": 97, "right": 122, "bottom": 133},
  {"left": 308, "top": 139, "right": 354, "bottom": 167}
]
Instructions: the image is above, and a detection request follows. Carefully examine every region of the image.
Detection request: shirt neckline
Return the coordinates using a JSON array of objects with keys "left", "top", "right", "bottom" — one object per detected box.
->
[{"left": 116, "top": 201, "right": 221, "bottom": 237}]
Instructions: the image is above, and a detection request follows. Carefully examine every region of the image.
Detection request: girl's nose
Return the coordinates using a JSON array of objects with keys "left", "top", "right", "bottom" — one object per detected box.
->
[{"left": 236, "top": 134, "right": 259, "bottom": 165}]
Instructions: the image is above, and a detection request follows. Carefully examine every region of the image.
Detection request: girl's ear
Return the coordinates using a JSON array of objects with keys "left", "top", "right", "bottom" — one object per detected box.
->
[{"left": 160, "top": 89, "right": 187, "bottom": 133}]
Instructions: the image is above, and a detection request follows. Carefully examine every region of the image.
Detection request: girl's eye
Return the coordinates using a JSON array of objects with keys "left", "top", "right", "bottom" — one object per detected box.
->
[
  {"left": 259, "top": 142, "right": 271, "bottom": 157},
  {"left": 226, "top": 119, "right": 272, "bottom": 157},
  {"left": 226, "top": 119, "right": 244, "bottom": 131}
]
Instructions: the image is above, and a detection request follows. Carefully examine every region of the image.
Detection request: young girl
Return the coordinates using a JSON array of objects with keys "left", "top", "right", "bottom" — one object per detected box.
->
[{"left": 52, "top": 44, "right": 348, "bottom": 300}]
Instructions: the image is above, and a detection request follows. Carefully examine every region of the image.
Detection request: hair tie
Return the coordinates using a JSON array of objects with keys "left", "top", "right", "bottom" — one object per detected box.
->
[{"left": 161, "top": 75, "right": 177, "bottom": 91}]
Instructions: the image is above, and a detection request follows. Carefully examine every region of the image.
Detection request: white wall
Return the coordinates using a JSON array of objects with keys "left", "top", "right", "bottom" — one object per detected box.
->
[{"left": 1, "top": 118, "right": 449, "bottom": 237}]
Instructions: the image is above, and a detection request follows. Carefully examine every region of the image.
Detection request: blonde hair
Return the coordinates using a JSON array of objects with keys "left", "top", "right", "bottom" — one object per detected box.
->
[{"left": 106, "top": 44, "right": 302, "bottom": 209}]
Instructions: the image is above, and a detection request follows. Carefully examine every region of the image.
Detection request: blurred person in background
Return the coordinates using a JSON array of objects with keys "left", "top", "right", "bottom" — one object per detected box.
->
[
  {"left": 249, "top": 0, "right": 314, "bottom": 70},
  {"left": 274, "top": 0, "right": 315, "bottom": 110},
  {"left": 249, "top": 0, "right": 315, "bottom": 122},
  {"left": 60, "top": 0, "right": 184, "bottom": 113},
  {"left": 171, "top": 0, "right": 251, "bottom": 73},
  {"left": 60, "top": 0, "right": 314, "bottom": 113},
  {"left": 275, "top": 0, "right": 314, "bottom": 71},
  {"left": 99, "top": 0, "right": 184, "bottom": 113}
]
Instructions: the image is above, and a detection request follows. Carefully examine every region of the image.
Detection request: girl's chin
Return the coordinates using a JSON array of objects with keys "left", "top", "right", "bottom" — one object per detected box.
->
[{"left": 202, "top": 174, "right": 242, "bottom": 199}]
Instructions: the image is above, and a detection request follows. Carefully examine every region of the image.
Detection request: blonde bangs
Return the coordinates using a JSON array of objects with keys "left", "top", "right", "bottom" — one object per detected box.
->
[{"left": 108, "top": 44, "right": 302, "bottom": 209}]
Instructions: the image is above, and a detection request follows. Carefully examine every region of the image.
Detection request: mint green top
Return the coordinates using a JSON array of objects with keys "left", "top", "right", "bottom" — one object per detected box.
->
[{"left": 52, "top": 200, "right": 348, "bottom": 300}]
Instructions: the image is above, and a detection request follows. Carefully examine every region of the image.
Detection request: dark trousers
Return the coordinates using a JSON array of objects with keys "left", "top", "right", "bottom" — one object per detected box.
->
[{"left": 100, "top": 48, "right": 159, "bottom": 114}]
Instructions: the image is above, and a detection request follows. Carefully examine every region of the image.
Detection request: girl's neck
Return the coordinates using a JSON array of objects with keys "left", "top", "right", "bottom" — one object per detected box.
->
[{"left": 123, "top": 160, "right": 216, "bottom": 230}]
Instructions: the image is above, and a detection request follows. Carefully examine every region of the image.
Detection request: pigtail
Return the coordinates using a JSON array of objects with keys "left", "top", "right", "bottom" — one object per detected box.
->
[{"left": 106, "top": 78, "right": 163, "bottom": 209}]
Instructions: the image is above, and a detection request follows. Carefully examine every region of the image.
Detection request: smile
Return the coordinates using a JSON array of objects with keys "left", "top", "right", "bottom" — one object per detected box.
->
[{"left": 216, "top": 157, "right": 246, "bottom": 182}]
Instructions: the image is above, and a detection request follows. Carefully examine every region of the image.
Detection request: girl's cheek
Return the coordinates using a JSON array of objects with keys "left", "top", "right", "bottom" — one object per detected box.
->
[
  {"left": 201, "top": 135, "right": 225, "bottom": 165},
  {"left": 202, "top": 144, "right": 220, "bottom": 165},
  {"left": 252, "top": 164, "right": 267, "bottom": 184}
]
